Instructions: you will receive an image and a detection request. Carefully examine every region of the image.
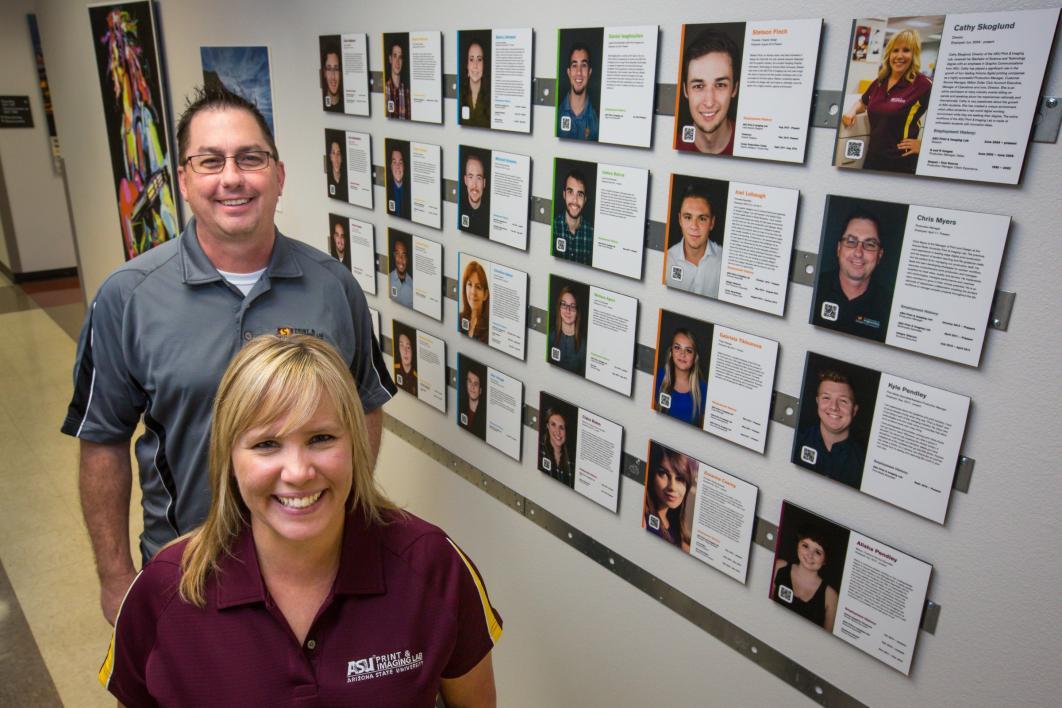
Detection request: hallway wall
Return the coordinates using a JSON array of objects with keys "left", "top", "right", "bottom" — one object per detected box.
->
[{"left": 31, "top": 0, "right": 1062, "bottom": 705}]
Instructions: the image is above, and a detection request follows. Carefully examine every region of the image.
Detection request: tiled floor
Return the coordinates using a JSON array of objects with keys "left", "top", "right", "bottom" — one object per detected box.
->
[{"left": 0, "top": 272, "right": 142, "bottom": 707}]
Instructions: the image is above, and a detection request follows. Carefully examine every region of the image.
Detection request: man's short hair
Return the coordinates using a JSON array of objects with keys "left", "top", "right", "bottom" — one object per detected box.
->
[
  {"left": 464, "top": 152, "right": 485, "bottom": 173},
  {"left": 679, "top": 184, "right": 714, "bottom": 213},
  {"left": 839, "top": 208, "right": 882, "bottom": 244},
  {"left": 320, "top": 36, "right": 341, "bottom": 64},
  {"left": 389, "top": 38, "right": 404, "bottom": 55},
  {"left": 683, "top": 30, "right": 741, "bottom": 85},
  {"left": 568, "top": 41, "right": 592, "bottom": 67},
  {"left": 176, "top": 86, "right": 277, "bottom": 162},
  {"left": 564, "top": 168, "right": 588, "bottom": 192},
  {"left": 817, "top": 369, "right": 857, "bottom": 405}
]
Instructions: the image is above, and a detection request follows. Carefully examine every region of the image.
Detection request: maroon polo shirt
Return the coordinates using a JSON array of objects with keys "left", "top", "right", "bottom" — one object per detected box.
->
[
  {"left": 860, "top": 72, "right": 932, "bottom": 173},
  {"left": 100, "top": 510, "right": 502, "bottom": 707}
]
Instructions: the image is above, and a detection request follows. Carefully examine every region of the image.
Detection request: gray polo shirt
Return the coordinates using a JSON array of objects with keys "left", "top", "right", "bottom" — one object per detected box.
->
[{"left": 62, "top": 220, "right": 395, "bottom": 558}]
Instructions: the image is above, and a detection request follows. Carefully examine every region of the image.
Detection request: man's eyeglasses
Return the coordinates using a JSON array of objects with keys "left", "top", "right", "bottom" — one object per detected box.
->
[
  {"left": 839, "top": 236, "right": 882, "bottom": 253},
  {"left": 183, "top": 150, "right": 274, "bottom": 174}
]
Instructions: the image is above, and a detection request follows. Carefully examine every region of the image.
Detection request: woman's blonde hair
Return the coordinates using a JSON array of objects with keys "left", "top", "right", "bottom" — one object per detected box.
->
[
  {"left": 659, "top": 328, "right": 704, "bottom": 422},
  {"left": 877, "top": 29, "right": 922, "bottom": 83},
  {"left": 178, "top": 334, "right": 396, "bottom": 606}
]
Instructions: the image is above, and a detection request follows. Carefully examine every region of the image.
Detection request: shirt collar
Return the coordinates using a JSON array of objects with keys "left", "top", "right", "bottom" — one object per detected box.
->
[
  {"left": 179, "top": 218, "right": 303, "bottom": 285},
  {"left": 215, "top": 510, "right": 387, "bottom": 610}
]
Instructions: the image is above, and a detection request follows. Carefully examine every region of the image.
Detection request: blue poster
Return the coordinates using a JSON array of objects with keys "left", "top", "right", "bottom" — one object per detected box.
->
[{"left": 199, "top": 46, "right": 274, "bottom": 135}]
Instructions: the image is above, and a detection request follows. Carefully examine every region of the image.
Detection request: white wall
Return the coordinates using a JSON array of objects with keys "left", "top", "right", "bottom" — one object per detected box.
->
[
  {"left": 34, "top": 0, "right": 1062, "bottom": 705},
  {"left": 0, "top": 0, "right": 77, "bottom": 275}
]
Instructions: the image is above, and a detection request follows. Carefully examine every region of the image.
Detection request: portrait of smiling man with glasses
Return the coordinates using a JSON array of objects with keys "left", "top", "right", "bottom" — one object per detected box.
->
[
  {"left": 62, "top": 86, "right": 395, "bottom": 627},
  {"left": 813, "top": 208, "right": 894, "bottom": 341}
]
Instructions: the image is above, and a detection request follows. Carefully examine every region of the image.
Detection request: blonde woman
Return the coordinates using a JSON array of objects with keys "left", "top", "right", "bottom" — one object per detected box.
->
[
  {"left": 100, "top": 335, "right": 501, "bottom": 706},
  {"left": 842, "top": 28, "right": 931, "bottom": 173},
  {"left": 653, "top": 328, "right": 707, "bottom": 427}
]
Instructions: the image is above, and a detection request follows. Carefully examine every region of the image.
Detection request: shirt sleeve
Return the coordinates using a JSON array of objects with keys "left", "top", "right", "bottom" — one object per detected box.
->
[
  {"left": 406, "top": 532, "right": 502, "bottom": 679},
  {"left": 441, "top": 537, "right": 502, "bottom": 678},
  {"left": 344, "top": 278, "right": 397, "bottom": 412},
  {"left": 99, "top": 561, "right": 179, "bottom": 707},
  {"left": 61, "top": 274, "right": 146, "bottom": 442}
]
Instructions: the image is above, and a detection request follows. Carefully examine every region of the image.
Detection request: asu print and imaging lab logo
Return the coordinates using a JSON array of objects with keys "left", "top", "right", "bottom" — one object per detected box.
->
[
  {"left": 347, "top": 649, "right": 424, "bottom": 683},
  {"left": 275, "top": 327, "right": 326, "bottom": 338}
]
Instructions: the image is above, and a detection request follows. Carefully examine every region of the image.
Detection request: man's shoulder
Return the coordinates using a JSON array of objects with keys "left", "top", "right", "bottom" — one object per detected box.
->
[{"left": 95, "top": 238, "right": 183, "bottom": 302}]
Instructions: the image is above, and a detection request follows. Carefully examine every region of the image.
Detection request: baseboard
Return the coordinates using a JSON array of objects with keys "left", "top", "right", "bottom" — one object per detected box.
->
[{"left": 10, "top": 266, "right": 78, "bottom": 284}]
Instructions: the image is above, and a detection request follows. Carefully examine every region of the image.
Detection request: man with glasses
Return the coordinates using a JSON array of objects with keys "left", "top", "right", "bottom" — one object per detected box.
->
[
  {"left": 62, "top": 87, "right": 395, "bottom": 625},
  {"left": 320, "top": 38, "right": 343, "bottom": 112},
  {"left": 813, "top": 210, "right": 891, "bottom": 340}
]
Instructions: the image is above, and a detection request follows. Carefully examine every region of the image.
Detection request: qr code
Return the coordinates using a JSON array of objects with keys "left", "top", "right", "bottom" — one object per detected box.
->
[
  {"left": 391, "top": 286, "right": 398, "bottom": 297},
  {"left": 541, "top": 456, "right": 552, "bottom": 471},
  {"left": 461, "top": 318, "right": 470, "bottom": 332},
  {"left": 551, "top": 346, "right": 561, "bottom": 362},
  {"left": 670, "top": 264, "right": 683, "bottom": 281},
  {"left": 387, "top": 99, "right": 395, "bottom": 114},
  {"left": 821, "top": 301, "right": 839, "bottom": 322},
  {"left": 388, "top": 199, "right": 396, "bottom": 212},
  {"left": 460, "top": 413, "right": 468, "bottom": 425},
  {"left": 560, "top": 115, "right": 572, "bottom": 132},
  {"left": 461, "top": 214, "right": 469, "bottom": 228},
  {"left": 778, "top": 585, "right": 794, "bottom": 604},
  {"left": 647, "top": 514, "right": 661, "bottom": 530},
  {"left": 555, "top": 238, "right": 567, "bottom": 253},
  {"left": 658, "top": 392, "right": 672, "bottom": 410},
  {"left": 329, "top": 184, "right": 336, "bottom": 195},
  {"left": 682, "top": 125, "right": 696, "bottom": 143},
  {"left": 801, "top": 446, "right": 818, "bottom": 465},
  {"left": 845, "top": 139, "right": 865, "bottom": 159}
]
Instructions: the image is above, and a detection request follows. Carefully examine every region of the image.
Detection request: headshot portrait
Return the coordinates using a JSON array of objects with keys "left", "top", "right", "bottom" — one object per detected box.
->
[
  {"left": 383, "top": 33, "right": 410, "bottom": 120},
  {"left": 546, "top": 276, "right": 590, "bottom": 377},
  {"left": 812, "top": 196, "right": 907, "bottom": 342},
  {"left": 319, "top": 35, "right": 343, "bottom": 112},
  {"left": 652, "top": 311, "right": 713, "bottom": 429},
  {"left": 771, "top": 503, "right": 850, "bottom": 633},
  {"left": 459, "top": 31, "right": 491, "bottom": 128},
  {"left": 327, "top": 214, "right": 351, "bottom": 269},
  {"left": 552, "top": 158, "right": 596, "bottom": 266},
  {"left": 839, "top": 18, "right": 939, "bottom": 174},
  {"left": 643, "top": 441, "right": 697, "bottom": 552},
  {"left": 675, "top": 23, "right": 745, "bottom": 156},
  {"left": 385, "top": 138, "right": 412, "bottom": 220},
  {"left": 459, "top": 147, "right": 491, "bottom": 237},
  {"left": 459, "top": 259, "right": 490, "bottom": 345},
  {"left": 793, "top": 353, "right": 881, "bottom": 490},
  {"left": 664, "top": 175, "right": 728, "bottom": 299},
  {"left": 388, "top": 230, "right": 414, "bottom": 308},
  {"left": 458, "top": 356, "right": 489, "bottom": 441},
  {"left": 325, "top": 129, "right": 348, "bottom": 202},
  {"left": 538, "top": 393, "right": 578, "bottom": 488},
  {"left": 391, "top": 321, "right": 419, "bottom": 396},
  {"left": 556, "top": 29, "right": 603, "bottom": 141}
]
